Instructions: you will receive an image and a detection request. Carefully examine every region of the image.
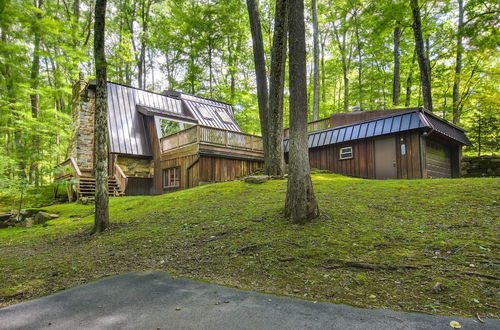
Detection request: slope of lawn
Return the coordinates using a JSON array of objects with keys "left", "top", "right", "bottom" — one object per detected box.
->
[{"left": 0, "top": 173, "right": 499, "bottom": 317}]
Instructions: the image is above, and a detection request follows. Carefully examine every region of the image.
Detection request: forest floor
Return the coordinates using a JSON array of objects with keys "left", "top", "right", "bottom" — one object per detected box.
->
[{"left": 0, "top": 173, "right": 499, "bottom": 318}]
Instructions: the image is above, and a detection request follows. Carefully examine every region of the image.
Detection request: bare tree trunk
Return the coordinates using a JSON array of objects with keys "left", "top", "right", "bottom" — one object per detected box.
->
[
  {"left": 92, "top": 0, "right": 109, "bottom": 234},
  {"left": 208, "top": 36, "right": 213, "bottom": 97},
  {"left": 311, "top": 0, "right": 320, "bottom": 120},
  {"left": 321, "top": 37, "right": 326, "bottom": 103},
  {"left": 246, "top": 0, "right": 269, "bottom": 166},
  {"left": 405, "top": 48, "right": 416, "bottom": 107},
  {"left": 410, "top": 0, "right": 433, "bottom": 111},
  {"left": 353, "top": 9, "right": 363, "bottom": 110},
  {"left": 285, "top": 0, "right": 319, "bottom": 224},
  {"left": 30, "top": 0, "right": 43, "bottom": 185},
  {"left": 452, "top": 0, "right": 464, "bottom": 124},
  {"left": 392, "top": 24, "right": 401, "bottom": 106},
  {"left": 266, "top": 0, "right": 288, "bottom": 176}
]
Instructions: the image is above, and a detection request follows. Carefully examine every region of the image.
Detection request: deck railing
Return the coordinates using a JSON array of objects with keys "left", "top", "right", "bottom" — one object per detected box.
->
[
  {"left": 160, "top": 125, "right": 263, "bottom": 153},
  {"left": 283, "top": 117, "right": 331, "bottom": 138}
]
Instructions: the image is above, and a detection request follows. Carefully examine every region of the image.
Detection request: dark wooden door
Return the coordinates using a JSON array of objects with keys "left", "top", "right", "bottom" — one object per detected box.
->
[{"left": 375, "top": 137, "right": 397, "bottom": 179}]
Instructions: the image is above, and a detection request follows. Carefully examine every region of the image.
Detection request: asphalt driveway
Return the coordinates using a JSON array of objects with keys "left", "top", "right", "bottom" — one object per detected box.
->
[{"left": 0, "top": 272, "right": 497, "bottom": 329}]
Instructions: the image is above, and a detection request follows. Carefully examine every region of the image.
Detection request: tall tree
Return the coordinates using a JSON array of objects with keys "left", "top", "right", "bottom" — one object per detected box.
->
[
  {"left": 266, "top": 0, "right": 288, "bottom": 176},
  {"left": 29, "top": 0, "right": 43, "bottom": 185},
  {"left": 311, "top": 0, "right": 320, "bottom": 120},
  {"left": 452, "top": 0, "right": 464, "bottom": 123},
  {"left": 410, "top": 0, "right": 433, "bottom": 111},
  {"left": 285, "top": 0, "right": 319, "bottom": 224},
  {"left": 246, "top": 0, "right": 269, "bottom": 162},
  {"left": 246, "top": 0, "right": 287, "bottom": 176},
  {"left": 392, "top": 24, "right": 401, "bottom": 106},
  {"left": 92, "top": 0, "right": 109, "bottom": 234}
]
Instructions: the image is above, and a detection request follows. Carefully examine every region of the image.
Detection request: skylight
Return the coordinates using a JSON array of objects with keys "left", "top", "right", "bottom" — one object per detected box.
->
[
  {"left": 216, "top": 109, "right": 233, "bottom": 123},
  {"left": 195, "top": 104, "right": 213, "bottom": 119}
]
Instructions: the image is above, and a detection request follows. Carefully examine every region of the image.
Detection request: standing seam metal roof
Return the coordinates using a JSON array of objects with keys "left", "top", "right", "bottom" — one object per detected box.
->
[
  {"left": 106, "top": 82, "right": 241, "bottom": 157},
  {"left": 283, "top": 109, "right": 471, "bottom": 152}
]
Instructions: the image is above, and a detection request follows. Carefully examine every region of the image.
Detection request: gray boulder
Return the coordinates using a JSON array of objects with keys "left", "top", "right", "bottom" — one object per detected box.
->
[{"left": 34, "top": 211, "right": 59, "bottom": 225}]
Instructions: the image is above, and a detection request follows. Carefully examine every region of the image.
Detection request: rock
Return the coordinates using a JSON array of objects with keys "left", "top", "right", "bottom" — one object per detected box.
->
[
  {"left": 79, "top": 197, "right": 93, "bottom": 205},
  {"left": 432, "top": 282, "right": 443, "bottom": 293},
  {"left": 34, "top": 212, "right": 59, "bottom": 225},
  {"left": 244, "top": 175, "right": 269, "bottom": 184},
  {"left": 0, "top": 212, "right": 12, "bottom": 222}
]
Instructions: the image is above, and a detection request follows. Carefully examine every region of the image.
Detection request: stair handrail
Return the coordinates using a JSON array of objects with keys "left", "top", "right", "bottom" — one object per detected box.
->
[
  {"left": 114, "top": 163, "right": 128, "bottom": 195},
  {"left": 56, "top": 157, "right": 82, "bottom": 178}
]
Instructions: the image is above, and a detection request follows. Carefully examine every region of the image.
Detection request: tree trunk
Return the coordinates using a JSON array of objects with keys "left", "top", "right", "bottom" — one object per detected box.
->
[
  {"left": 92, "top": 0, "right": 109, "bottom": 234},
  {"left": 353, "top": 9, "right": 363, "bottom": 110},
  {"left": 266, "top": 0, "right": 288, "bottom": 177},
  {"left": 285, "top": 0, "right": 319, "bottom": 224},
  {"left": 392, "top": 24, "right": 401, "bottom": 106},
  {"left": 30, "top": 0, "right": 43, "bottom": 185},
  {"left": 405, "top": 48, "right": 416, "bottom": 107},
  {"left": 452, "top": 0, "right": 464, "bottom": 124},
  {"left": 311, "top": 0, "right": 320, "bottom": 120},
  {"left": 342, "top": 63, "right": 349, "bottom": 111},
  {"left": 321, "top": 38, "right": 326, "bottom": 103},
  {"left": 208, "top": 36, "right": 213, "bottom": 97},
  {"left": 246, "top": 0, "right": 269, "bottom": 165},
  {"left": 410, "top": 0, "right": 433, "bottom": 111}
]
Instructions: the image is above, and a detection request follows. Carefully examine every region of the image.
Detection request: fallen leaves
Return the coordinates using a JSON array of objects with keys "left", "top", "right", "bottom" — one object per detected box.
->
[{"left": 449, "top": 320, "right": 461, "bottom": 328}]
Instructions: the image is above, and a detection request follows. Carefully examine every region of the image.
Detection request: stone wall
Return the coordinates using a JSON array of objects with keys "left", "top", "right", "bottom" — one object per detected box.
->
[
  {"left": 117, "top": 156, "right": 153, "bottom": 178},
  {"left": 461, "top": 156, "right": 500, "bottom": 177},
  {"left": 69, "top": 79, "right": 95, "bottom": 170}
]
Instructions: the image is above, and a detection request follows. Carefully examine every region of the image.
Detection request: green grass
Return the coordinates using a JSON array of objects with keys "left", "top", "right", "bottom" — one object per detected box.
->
[{"left": 0, "top": 173, "right": 499, "bottom": 318}]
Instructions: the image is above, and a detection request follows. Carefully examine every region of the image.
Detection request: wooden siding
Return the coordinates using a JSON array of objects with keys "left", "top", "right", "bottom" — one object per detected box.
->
[
  {"left": 125, "top": 177, "right": 153, "bottom": 195},
  {"left": 305, "top": 131, "right": 423, "bottom": 179},
  {"left": 161, "top": 153, "right": 200, "bottom": 191},
  {"left": 144, "top": 115, "right": 163, "bottom": 194},
  {"left": 159, "top": 142, "right": 263, "bottom": 192},
  {"left": 426, "top": 139, "right": 452, "bottom": 178},
  {"left": 308, "top": 140, "right": 376, "bottom": 178},
  {"left": 198, "top": 156, "right": 262, "bottom": 183}
]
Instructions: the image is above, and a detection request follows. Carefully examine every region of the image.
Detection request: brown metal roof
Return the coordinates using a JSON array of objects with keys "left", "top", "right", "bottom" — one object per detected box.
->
[{"left": 106, "top": 82, "right": 241, "bottom": 157}]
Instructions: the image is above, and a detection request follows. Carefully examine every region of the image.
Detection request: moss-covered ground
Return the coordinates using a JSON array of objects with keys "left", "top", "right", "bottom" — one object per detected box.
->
[{"left": 0, "top": 173, "right": 499, "bottom": 317}]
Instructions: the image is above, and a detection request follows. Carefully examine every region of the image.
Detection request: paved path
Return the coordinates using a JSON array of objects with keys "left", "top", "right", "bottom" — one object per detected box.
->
[{"left": 0, "top": 272, "right": 497, "bottom": 330}]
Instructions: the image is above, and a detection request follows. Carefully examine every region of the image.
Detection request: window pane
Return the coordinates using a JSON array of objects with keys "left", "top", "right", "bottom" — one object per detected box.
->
[{"left": 216, "top": 109, "right": 233, "bottom": 123}]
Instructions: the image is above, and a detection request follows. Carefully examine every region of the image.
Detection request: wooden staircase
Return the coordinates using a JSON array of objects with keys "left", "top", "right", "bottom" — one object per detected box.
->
[
  {"left": 77, "top": 176, "right": 125, "bottom": 198},
  {"left": 56, "top": 158, "right": 128, "bottom": 201}
]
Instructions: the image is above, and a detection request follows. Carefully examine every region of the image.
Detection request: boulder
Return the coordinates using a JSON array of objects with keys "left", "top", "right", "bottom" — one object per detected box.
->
[
  {"left": 0, "top": 212, "right": 12, "bottom": 222},
  {"left": 244, "top": 175, "right": 269, "bottom": 184},
  {"left": 34, "top": 211, "right": 59, "bottom": 225}
]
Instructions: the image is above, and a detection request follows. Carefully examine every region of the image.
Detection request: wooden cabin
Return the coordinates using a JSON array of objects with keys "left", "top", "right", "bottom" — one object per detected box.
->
[
  {"left": 56, "top": 79, "right": 263, "bottom": 200},
  {"left": 284, "top": 108, "right": 472, "bottom": 179}
]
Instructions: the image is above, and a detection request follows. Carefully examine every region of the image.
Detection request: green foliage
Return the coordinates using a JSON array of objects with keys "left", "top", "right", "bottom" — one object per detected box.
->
[
  {"left": 1, "top": 0, "right": 498, "bottom": 191},
  {"left": 1, "top": 174, "right": 499, "bottom": 317}
]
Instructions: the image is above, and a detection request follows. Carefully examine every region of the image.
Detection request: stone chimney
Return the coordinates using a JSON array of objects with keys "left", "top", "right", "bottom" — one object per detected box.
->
[{"left": 69, "top": 73, "right": 96, "bottom": 171}]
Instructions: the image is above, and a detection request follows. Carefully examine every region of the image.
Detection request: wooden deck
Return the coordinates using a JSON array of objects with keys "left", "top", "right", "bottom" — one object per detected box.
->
[
  {"left": 157, "top": 125, "right": 264, "bottom": 191},
  {"left": 160, "top": 125, "right": 263, "bottom": 154}
]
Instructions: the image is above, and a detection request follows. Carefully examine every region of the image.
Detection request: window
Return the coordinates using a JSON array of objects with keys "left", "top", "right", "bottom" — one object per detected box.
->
[
  {"left": 159, "top": 119, "right": 195, "bottom": 137},
  {"left": 163, "top": 167, "right": 180, "bottom": 188},
  {"left": 216, "top": 109, "right": 233, "bottom": 124},
  {"left": 196, "top": 104, "right": 213, "bottom": 120},
  {"left": 339, "top": 147, "right": 353, "bottom": 160}
]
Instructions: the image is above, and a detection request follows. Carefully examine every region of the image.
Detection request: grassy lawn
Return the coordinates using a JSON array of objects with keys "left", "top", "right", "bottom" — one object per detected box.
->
[{"left": 0, "top": 173, "right": 499, "bottom": 317}]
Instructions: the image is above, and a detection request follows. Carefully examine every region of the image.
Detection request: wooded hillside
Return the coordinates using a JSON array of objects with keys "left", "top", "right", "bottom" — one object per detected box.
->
[{"left": 0, "top": 0, "right": 498, "bottom": 189}]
